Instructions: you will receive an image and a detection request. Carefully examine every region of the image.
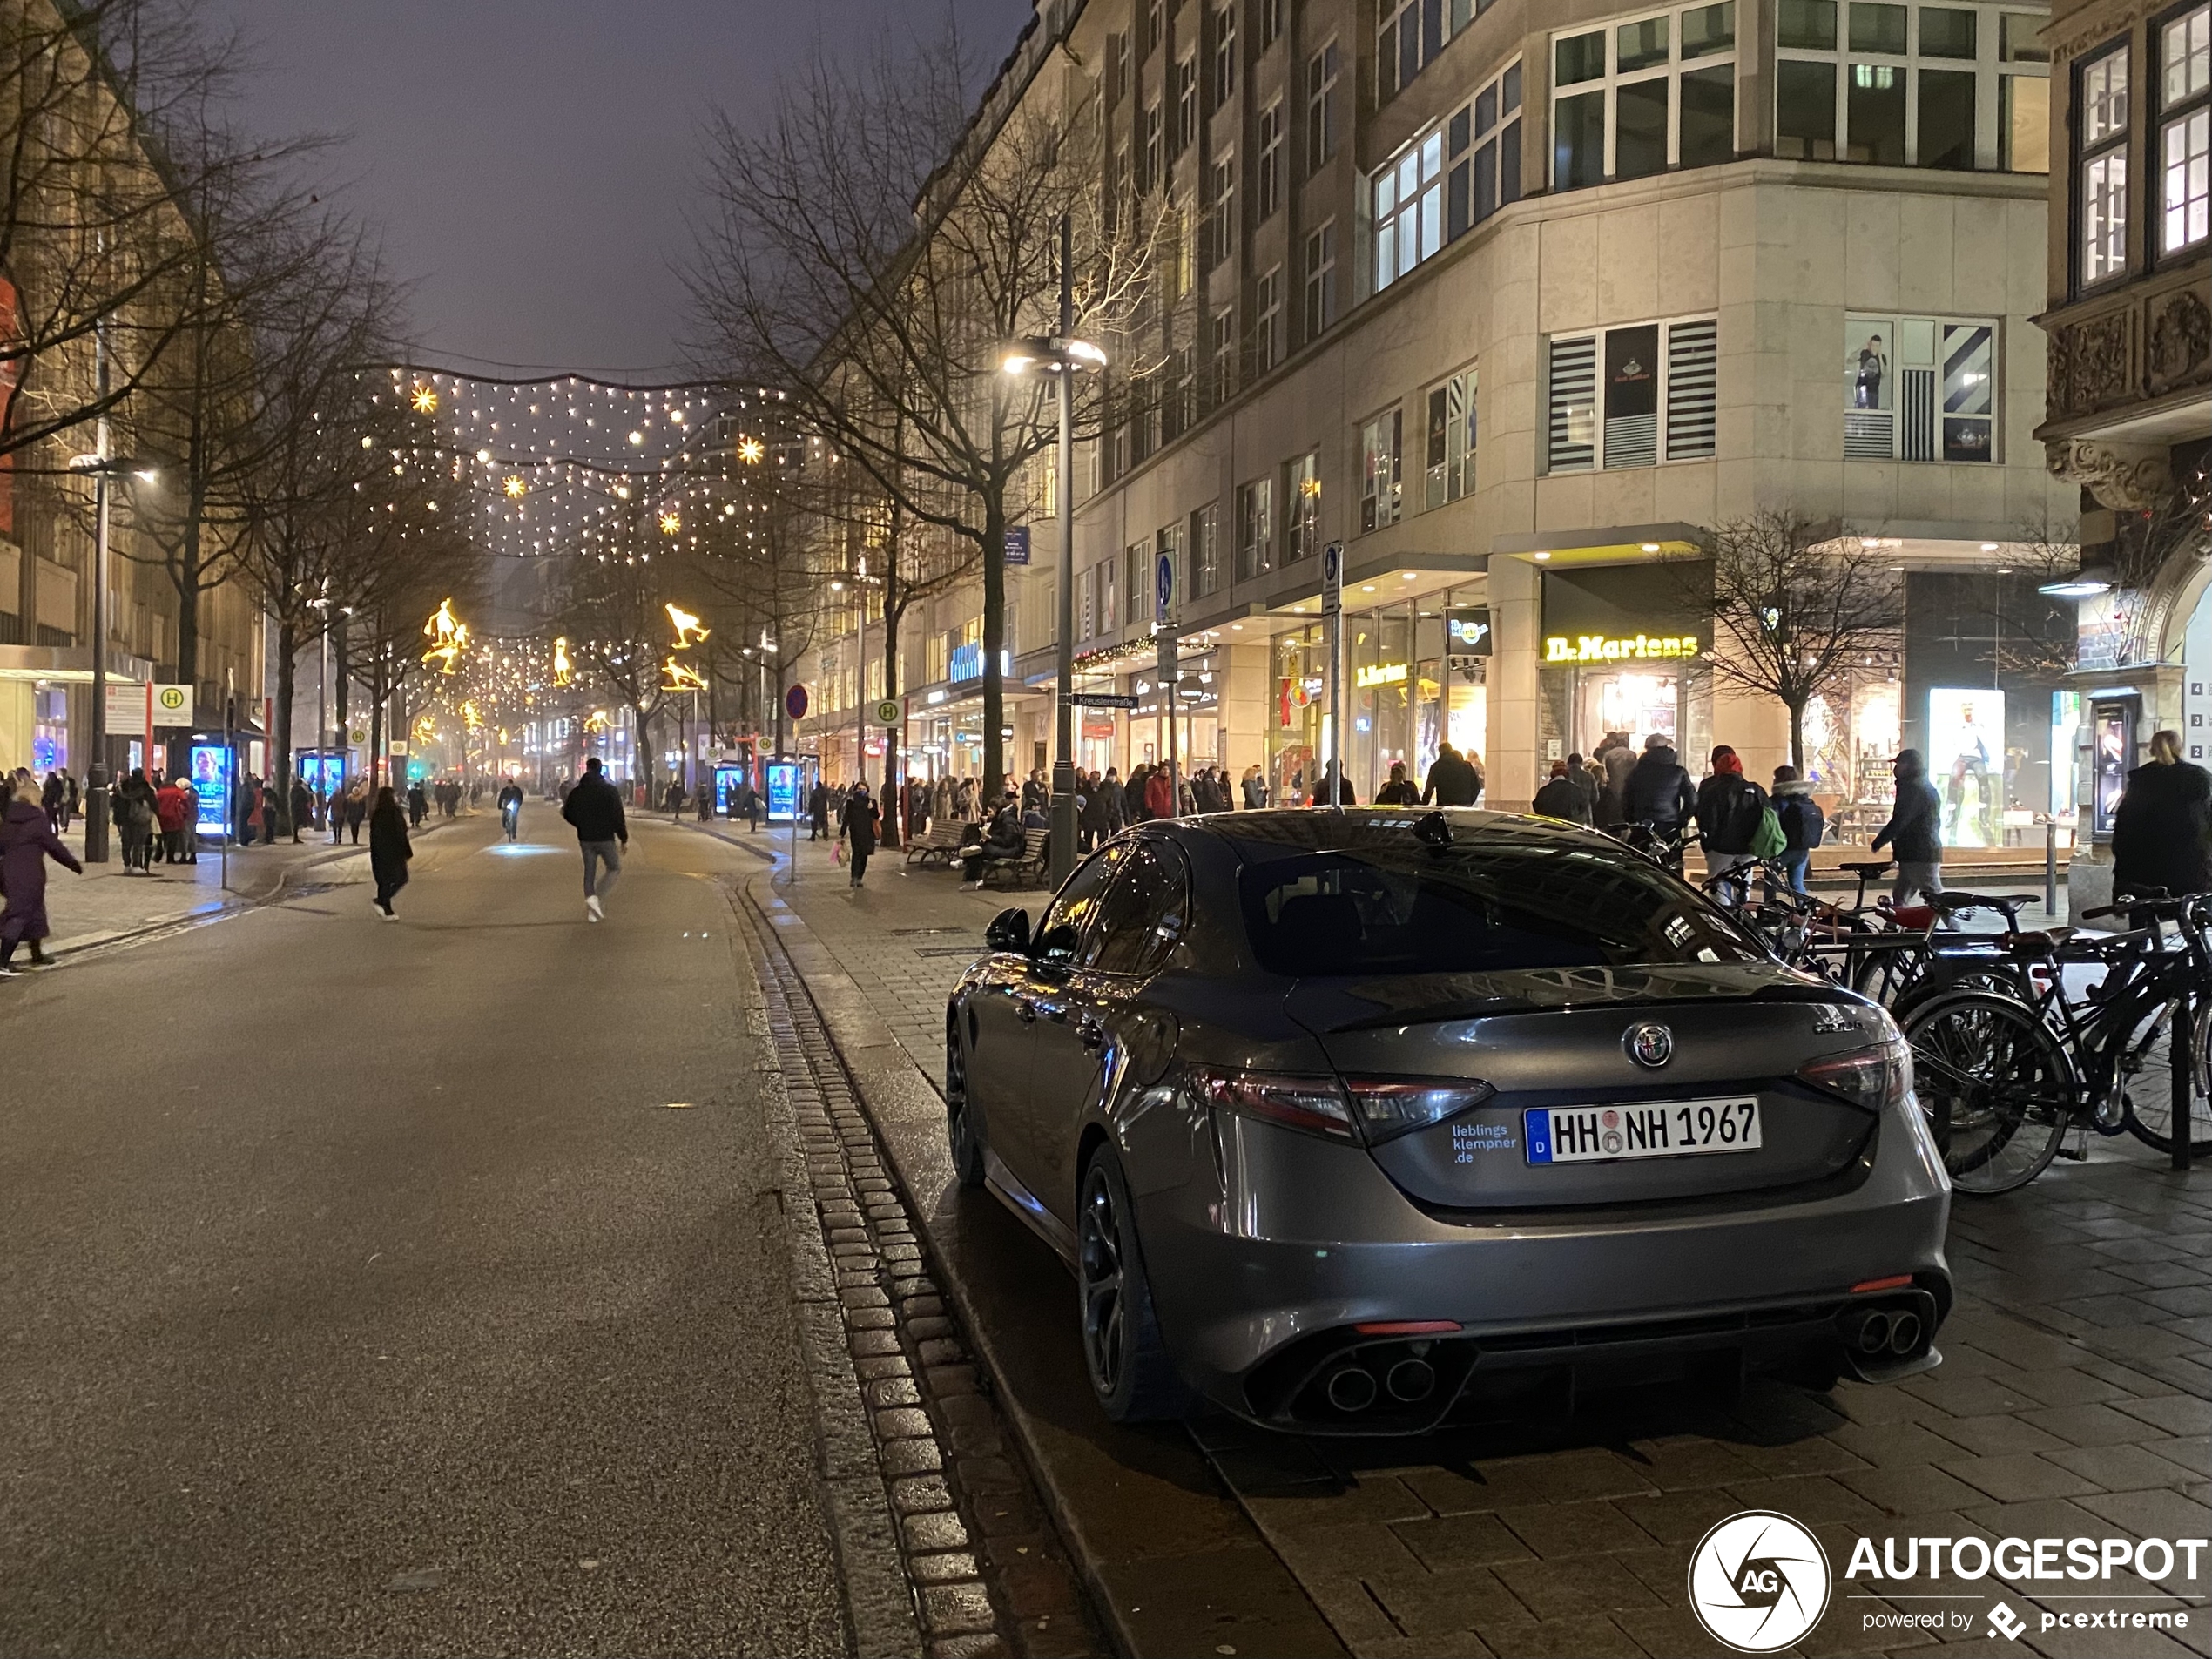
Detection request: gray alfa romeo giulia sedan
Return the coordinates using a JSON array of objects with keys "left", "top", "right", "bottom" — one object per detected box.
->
[{"left": 944, "top": 808, "right": 1952, "bottom": 1433}]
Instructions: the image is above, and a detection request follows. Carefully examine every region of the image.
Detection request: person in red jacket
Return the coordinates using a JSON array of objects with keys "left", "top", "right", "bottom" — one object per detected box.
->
[
  {"left": 1143, "top": 765, "right": 1175, "bottom": 819},
  {"left": 154, "top": 777, "right": 191, "bottom": 863}
]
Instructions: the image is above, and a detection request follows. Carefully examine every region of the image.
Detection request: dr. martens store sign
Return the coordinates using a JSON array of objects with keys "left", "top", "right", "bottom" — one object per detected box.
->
[{"left": 1539, "top": 560, "right": 1712, "bottom": 669}]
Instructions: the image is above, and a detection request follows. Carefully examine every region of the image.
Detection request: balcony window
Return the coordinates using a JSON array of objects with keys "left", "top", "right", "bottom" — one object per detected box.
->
[
  {"left": 2077, "top": 44, "right": 2130, "bottom": 283},
  {"left": 1549, "top": 3, "right": 1736, "bottom": 190},
  {"left": 1373, "top": 131, "right": 1445, "bottom": 290}
]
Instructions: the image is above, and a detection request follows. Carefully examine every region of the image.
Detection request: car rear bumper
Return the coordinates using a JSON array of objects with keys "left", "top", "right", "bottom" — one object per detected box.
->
[{"left": 1136, "top": 1104, "right": 1950, "bottom": 1430}]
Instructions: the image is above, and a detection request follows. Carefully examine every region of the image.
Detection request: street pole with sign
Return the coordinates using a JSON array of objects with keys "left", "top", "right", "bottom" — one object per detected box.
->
[
  {"left": 84, "top": 322, "right": 111, "bottom": 862},
  {"left": 1322, "top": 541, "right": 1344, "bottom": 810},
  {"left": 1049, "top": 217, "right": 1077, "bottom": 887},
  {"left": 786, "top": 682, "right": 808, "bottom": 880}
]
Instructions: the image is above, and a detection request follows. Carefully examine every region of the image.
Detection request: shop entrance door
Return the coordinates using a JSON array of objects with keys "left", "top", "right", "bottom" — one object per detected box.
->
[{"left": 1575, "top": 669, "right": 1678, "bottom": 756}]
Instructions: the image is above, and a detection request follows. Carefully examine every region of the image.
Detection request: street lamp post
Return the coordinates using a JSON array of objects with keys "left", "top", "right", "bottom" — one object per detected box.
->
[{"left": 1001, "top": 214, "right": 1105, "bottom": 889}]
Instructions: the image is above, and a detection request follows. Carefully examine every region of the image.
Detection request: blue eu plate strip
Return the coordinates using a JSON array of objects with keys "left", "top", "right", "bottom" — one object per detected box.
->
[{"left": 1524, "top": 1109, "right": 1554, "bottom": 1164}]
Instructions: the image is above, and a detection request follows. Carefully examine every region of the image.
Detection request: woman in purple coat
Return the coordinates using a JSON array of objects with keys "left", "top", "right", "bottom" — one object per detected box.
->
[{"left": 1, "top": 769, "right": 83, "bottom": 974}]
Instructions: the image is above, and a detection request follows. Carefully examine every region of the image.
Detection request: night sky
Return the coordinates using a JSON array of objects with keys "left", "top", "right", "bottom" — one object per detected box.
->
[{"left": 206, "top": 2, "right": 1035, "bottom": 378}]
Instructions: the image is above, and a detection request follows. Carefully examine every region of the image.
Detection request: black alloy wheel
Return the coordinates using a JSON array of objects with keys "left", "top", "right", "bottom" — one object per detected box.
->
[
  {"left": 945, "top": 1016, "right": 986, "bottom": 1189},
  {"left": 1076, "top": 1148, "right": 1190, "bottom": 1423}
]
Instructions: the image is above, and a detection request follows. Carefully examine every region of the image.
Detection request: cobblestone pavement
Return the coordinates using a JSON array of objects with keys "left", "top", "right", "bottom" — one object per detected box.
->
[{"left": 733, "top": 828, "right": 2212, "bottom": 1659}]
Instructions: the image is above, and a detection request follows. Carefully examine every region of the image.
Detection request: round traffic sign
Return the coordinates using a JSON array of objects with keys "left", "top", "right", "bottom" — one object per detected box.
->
[
  {"left": 785, "top": 684, "right": 809, "bottom": 721},
  {"left": 157, "top": 686, "right": 187, "bottom": 714},
  {"left": 875, "top": 699, "right": 900, "bottom": 726}
]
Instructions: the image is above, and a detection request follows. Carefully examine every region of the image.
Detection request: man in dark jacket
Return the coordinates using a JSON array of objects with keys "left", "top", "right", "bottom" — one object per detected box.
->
[
  {"left": 1621, "top": 737, "right": 1696, "bottom": 834},
  {"left": 560, "top": 755, "right": 630, "bottom": 921},
  {"left": 1693, "top": 746, "right": 1768, "bottom": 897},
  {"left": 808, "top": 779, "right": 830, "bottom": 841},
  {"left": 1871, "top": 748, "right": 1943, "bottom": 905},
  {"left": 1599, "top": 733, "right": 1639, "bottom": 826},
  {"left": 1532, "top": 761, "right": 1593, "bottom": 823},
  {"left": 2112, "top": 729, "right": 2211, "bottom": 904},
  {"left": 1420, "top": 742, "right": 1481, "bottom": 806}
]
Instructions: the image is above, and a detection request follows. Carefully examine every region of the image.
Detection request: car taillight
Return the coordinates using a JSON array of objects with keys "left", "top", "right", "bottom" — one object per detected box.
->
[
  {"left": 1798, "top": 1040, "right": 1912, "bottom": 1114},
  {"left": 1342, "top": 1078, "right": 1497, "bottom": 1143},
  {"left": 1190, "top": 1069, "right": 1359, "bottom": 1141}
]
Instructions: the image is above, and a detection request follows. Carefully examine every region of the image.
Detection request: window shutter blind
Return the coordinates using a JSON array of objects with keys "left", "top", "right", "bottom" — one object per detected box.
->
[{"left": 1547, "top": 335, "right": 1596, "bottom": 473}]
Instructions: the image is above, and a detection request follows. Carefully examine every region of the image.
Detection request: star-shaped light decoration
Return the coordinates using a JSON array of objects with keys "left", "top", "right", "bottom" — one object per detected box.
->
[
  {"left": 659, "top": 510, "right": 682, "bottom": 536},
  {"left": 736, "top": 435, "right": 765, "bottom": 465},
  {"left": 503, "top": 475, "right": 528, "bottom": 499},
  {"left": 410, "top": 382, "right": 439, "bottom": 415}
]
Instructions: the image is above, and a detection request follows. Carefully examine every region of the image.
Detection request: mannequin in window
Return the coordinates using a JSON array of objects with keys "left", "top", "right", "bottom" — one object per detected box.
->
[{"left": 1853, "top": 334, "right": 1888, "bottom": 409}]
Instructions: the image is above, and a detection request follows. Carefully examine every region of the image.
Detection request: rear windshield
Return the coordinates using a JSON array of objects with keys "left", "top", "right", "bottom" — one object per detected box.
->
[{"left": 1237, "top": 840, "right": 1764, "bottom": 977}]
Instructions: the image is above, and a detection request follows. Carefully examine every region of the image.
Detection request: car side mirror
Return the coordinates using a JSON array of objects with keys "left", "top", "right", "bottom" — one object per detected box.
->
[{"left": 985, "top": 907, "right": 1031, "bottom": 954}]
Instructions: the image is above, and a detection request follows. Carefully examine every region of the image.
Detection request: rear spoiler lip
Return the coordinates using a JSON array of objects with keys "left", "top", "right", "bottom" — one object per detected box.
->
[{"left": 1307, "top": 978, "right": 1859, "bottom": 1034}]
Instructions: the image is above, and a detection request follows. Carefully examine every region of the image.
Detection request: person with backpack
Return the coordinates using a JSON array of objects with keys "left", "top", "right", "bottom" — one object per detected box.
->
[
  {"left": 1693, "top": 745, "right": 1769, "bottom": 902},
  {"left": 1770, "top": 765, "right": 1825, "bottom": 895}
]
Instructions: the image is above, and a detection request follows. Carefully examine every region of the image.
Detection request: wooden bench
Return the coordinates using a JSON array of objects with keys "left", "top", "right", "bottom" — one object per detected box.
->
[
  {"left": 979, "top": 828, "right": 1052, "bottom": 888},
  {"left": 904, "top": 822, "right": 967, "bottom": 865}
]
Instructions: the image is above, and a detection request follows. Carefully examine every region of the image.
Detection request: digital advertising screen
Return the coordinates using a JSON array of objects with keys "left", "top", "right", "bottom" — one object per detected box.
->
[
  {"left": 189, "top": 743, "right": 232, "bottom": 838},
  {"left": 765, "top": 761, "right": 799, "bottom": 823}
]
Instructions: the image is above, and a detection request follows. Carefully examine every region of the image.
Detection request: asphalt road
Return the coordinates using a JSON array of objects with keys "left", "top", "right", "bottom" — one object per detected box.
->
[{"left": 0, "top": 815, "right": 846, "bottom": 1657}]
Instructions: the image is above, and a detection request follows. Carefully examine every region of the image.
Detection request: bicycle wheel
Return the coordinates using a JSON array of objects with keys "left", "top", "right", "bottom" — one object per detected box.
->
[
  {"left": 2121, "top": 995, "right": 2212, "bottom": 1157},
  {"left": 1851, "top": 938, "right": 1927, "bottom": 1006},
  {"left": 1902, "top": 991, "right": 2076, "bottom": 1194}
]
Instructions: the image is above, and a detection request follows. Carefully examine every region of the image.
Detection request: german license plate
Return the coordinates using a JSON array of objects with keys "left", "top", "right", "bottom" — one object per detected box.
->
[{"left": 1525, "top": 1098, "right": 1762, "bottom": 1164}]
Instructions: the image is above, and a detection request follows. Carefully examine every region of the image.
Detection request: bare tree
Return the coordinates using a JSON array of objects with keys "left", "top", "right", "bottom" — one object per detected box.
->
[
  {"left": 1676, "top": 511, "right": 1905, "bottom": 771},
  {"left": 550, "top": 495, "right": 684, "bottom": 794},
  {"left": 686, "top": 25, "right": 1163, "bottom": 804}
]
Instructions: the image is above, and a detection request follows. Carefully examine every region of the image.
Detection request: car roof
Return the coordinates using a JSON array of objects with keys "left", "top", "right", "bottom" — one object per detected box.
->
[{"left": 1166, "top": 807, "right": 1615, "bottom": 855}]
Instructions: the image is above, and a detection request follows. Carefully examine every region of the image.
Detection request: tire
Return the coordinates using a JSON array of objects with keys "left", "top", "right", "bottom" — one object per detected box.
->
[
  {"left": 945, "top": 1015, "right": 986, "bottom": 1190},
  {"left": 1902, "top": 990, "right": 2075, "bottom": 1195},
  {"left": 2121, "top": 995, "right": 2212, "bottom": 1157},
  {"left": 1076, "top": 1146, "right": 1193, "bottom": 1423}
]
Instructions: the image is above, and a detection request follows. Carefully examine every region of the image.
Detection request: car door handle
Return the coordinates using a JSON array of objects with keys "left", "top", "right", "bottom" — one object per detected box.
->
[{"left": 1080, "top": 1019, "right": 1105, "bottom": 1052}]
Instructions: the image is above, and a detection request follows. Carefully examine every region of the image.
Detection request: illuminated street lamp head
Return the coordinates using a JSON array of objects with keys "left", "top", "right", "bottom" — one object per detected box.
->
[
  {"left": 736, "top": 435, "right": 765, "bottom": 465},
  {"left": 1000, "top": 334, "right": 1107, "bottom": 375},
  {"left": 410, "top": 382, "right": 439, "bottom": 415}
]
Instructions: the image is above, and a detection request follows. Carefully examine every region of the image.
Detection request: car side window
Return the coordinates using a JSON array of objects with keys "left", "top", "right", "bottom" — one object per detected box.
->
[
  {"left": 1035, "top": 845, "right": 1124, "bottom": 967},
  {"left": 1084, "top": 843, "right": 1190, "bottom": 976}
]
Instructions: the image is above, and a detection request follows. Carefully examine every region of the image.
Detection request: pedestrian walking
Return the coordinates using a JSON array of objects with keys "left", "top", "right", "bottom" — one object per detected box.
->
[
  {"left": 2110, "top": 729, "right": 2211, "bottom": 907},
  {"left": 1312, "top": 761, "right": 1358, "bottom": 805},
  {"left": 1420, "top": 742, "right": 1481, "bottom": 806},
  {"left": 1145, "top": 763, "right": 1176, "bottom": 819},
  {"left": 288, "top": 777, "right": 311, "bottom": 843},
  {"left": 1241, "top": 765, "right": 1268, "bottom": 809},
  {"left": 808, "top": 779, "right": 830, "bottom": 841},
  {"left": 155, "top": 774, "right": 189, "bottom": 863},
  {"left": 560, "top": 755, "right": 629, "bottom": 921},
  {"left": 341, "top": 781, "right": 366, "bottom": 845},
  {"left": 839, "top": 781, "right": 880, "bottom": 887},
  {"left": 1622, "top": 735, "right": 1696, "bottom": 834},
  {"left": 368, "top": 785, "right": 411, "bottom": 919},
  {"left": 1694, "top": 745, "right": 1769, "bottom": 899},
  {"left": 113, "top": 768, "right": 157, "bottom": 873},
  {"left": 1597, "top": 732, "right": 1638, "bottom": 826},
  {"left": 1374, "top": 760, "right": 1420, "bottom": 806},
  {"left": 41, "top": 770, "right": 64, "bottom": 833},
  {"left": 177, "top": 778, "right": 199, "bottom": 862},
  {"left": 1871, "top": 748, "right": 1945, "bottom": 907},
  {"left": 1533, "top": 759, "right": 1594, "bottom": 823},
  {"left": 1770, "top": 765, "right": 1825, "bottom": 895},
  {"left": 1565, "top": 752, "right": 1601, "bottom": 821},
  {"left": 0, "top": 770, "right": 81, "bottom": 974}
]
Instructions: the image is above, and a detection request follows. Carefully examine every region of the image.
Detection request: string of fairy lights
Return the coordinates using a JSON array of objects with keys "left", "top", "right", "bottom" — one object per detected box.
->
[{"left": 379, "top": 365, "right": 800, "bottom": 760}]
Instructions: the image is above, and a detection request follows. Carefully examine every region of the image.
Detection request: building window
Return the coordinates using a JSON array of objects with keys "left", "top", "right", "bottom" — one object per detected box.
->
[
  {"left": 1191, "top": 502, "right": 1221, "bottom": 597},
  {"left": 1125, "top": 542, "right": 1150, "bottom": 628},
  {"left": 1101, "top": 556, "right": 1120, "bottom": 632},
  {"left": 1237, "top": 476, "right": 1275, "bottom": 578},
  {"left": 1777, "top": 0, "right": 2050, "bottom": 168},
  {"left": 2161, "top": 3, "right": 2211, "bottom": 253},
  {"left": 1304, "top": 219, "right": 1338, "bottom": 337},
  {"left": 1359, "top": 407, "right": 1404, "bottom": 532},
  {"left": 1175, "top": 52, "right": 1199, "bottom": 154},
  {"left": 1374, "top": 130, "right": 1444, "bottom": 289},
  {"left": 1284, "top": 453, "right": 1320, "bottom": 562},
  {"left": 1080, "top": 566, "right": 1097, "bottom": 638},
  {"left": 1212, "top": 2, "right": 1237, "bottom": 108},
  {"left": 1424, "top": 367, "right": 1476, "bottom": 509},
  {"left": 1259, "top": 0, "right": 1283, "bottom": 50},
  {"left": 1141, "top": 100, "right": 1163, "bottom": 192},
  {"left": 1843, "top": 313, "right": 1996, "bottom": 462},
  {"left": 1211, "top": 304, "right": 1237, "bottom": 403},
  {"left": 1142, "top": 0, "right": 1163, "bottom": 60},
  {"left": 1253, "top": 265, "right": 1283, "bottom": 374},
  {"left": 1306, "top": 40, "right": 1342, "bottom": 172},
  {"left": 1206, "top": 152, "right": 1236, "bottom": 269},
  {"left": 1108, "top": 30, "right": 1130, "bottom": 105},
  {"left": 1546, "top": 316, "right": 1718, "bottom": 473},
  {"left": 1257, "top": 99, "right": 1284, "bottom": 219},
  {"left": 1552, "top": 3, "right": 1736, "bottom": 189},
  {"left": 1452, "top": 62, "right": 1523, "bottom": 235},
  {"left": 1163, "top": 341, "right": 1196, "bottom": 439},
  {"left": 1380, "top": 0, "right": 1476, "bottom": 103},
  {"left": 2076, "top": 44, "right": 2130, "bottom": 283}
]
